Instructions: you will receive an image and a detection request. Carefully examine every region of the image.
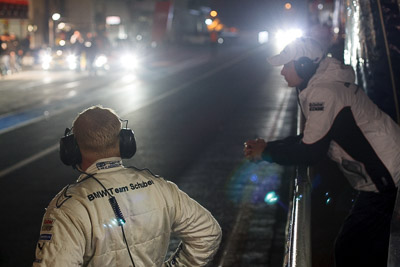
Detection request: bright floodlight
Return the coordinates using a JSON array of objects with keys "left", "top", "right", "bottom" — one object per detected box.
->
[
  {"left": 120, "top": 53, "right": 139, "bottom": 69},
  {"left": 275, "top": 28, "right": 303, "bottom": 50},
  {"left": 205, "top": 19, "right": 213, "bottom": 25}
]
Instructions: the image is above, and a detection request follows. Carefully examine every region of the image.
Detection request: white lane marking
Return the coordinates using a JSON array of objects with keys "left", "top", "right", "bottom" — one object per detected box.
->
[
  {"left": 0, "top": 143, "right": 59, "bottom": 178},
  {"left": 217, "top": 87, "right": 292, "bottom": 267},
  {"left": 0, "top": 47, "right": 262, "bottom": 178}
]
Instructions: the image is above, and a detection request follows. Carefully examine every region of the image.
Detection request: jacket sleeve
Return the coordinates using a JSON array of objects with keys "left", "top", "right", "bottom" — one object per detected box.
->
[
  {"left": 262, "top": 134, "right": 330, "bottom": 165},
  {"left": 33, "top": 199, "right": 86, "bottom": 266},
  {"left": 164, "top": 182, "right": 222, "bottom": 266},
  {"left": 262, "top": 87, "right": 343, "bottom": 166}
]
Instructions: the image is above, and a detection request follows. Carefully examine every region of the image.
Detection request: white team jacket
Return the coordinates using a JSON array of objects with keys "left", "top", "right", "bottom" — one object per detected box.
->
[
  {"left": 33, "top": 157, "right": 222, "bottom": 266},
  {"left": 299, "top": 57, "right": 400, "bottom": 192}
]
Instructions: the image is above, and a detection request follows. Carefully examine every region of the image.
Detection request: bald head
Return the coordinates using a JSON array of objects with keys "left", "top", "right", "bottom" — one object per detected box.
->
[{"left": 73, "top": 106, "right": 121, "bottom": 159}]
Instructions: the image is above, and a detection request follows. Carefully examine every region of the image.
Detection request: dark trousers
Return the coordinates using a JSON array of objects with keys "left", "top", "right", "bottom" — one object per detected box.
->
[{"left": 335, "top": 189, "right": 397, "bottom": 267}]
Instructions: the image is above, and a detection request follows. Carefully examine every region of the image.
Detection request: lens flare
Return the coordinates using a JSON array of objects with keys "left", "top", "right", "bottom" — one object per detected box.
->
[{"left": 264, "top": 191, "right": 279, "bottom": 205}]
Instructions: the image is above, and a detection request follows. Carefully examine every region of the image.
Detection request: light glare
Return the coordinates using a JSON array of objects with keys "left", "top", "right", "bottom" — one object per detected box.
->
[
  {"left": 264, "top": 191, "right": 279, "bottom": 205},
  {"left": 275, "top": 28, "right": 303, "bottom": 50},
  {"left": 258, "top": 31, "right": 269, "bottom": 44}
]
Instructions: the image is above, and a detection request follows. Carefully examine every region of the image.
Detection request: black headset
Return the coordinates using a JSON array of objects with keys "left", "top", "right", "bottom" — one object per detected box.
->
[
  {"left": 294, "top": 56, "right": 319, "bottom": 81},
  {"left": 59, "top": 124, "right": 136, "bottom": 167}
]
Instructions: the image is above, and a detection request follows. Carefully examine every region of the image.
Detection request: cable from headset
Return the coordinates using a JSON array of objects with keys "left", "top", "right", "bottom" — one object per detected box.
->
[{"left": 79, "top": 170, "right": 136, "bottom": 267}]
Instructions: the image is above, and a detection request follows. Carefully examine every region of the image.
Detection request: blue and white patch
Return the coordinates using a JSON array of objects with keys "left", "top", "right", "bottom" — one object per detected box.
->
[
  {"left": 39, "top": 234, "right": 53, "bottom": 242},
  {"left": 96, "top": 161, "right": 122, "bottom": 170},
  {"left": 309, "top": 102, "right": 324, "bottom": 111}
]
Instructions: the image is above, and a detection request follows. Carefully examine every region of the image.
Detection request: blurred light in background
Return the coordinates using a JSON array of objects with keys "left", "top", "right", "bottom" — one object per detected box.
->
[
  {"left": 106, "top": 16, "right": 121, "bottom": 25},
  {"left": 52, "top": 13, "right": 61, "bottom": 21},
  {"left": 284, "top": 3, "right": 292, "bottom": 10},
  {"left": 94, "top": 55, "right": 108, "bottom": 68},
  {"left": 250, "top": 174, "right": 258, "bottom": 183},
  {"left": 210, "top": 10, "right": 218, "bottom": 17},
  {"left": 258, "top": 31, "right": 269, "bottom": 44},
  {"left": 41, "top": 53, "right": 52, "bottom": 70},
  {"left": 28, "top": 24, "right": 38, "bottom": 32},
  {"left": 66, "top": 54, "right": 77, "bottom": 70},
  {"left": 57, "top": 22, "right": 65, "bottom": 30},
  {"left": 264, "top": 191, "right": 279, "bottom": 205},
  {"left": 275, "top": 28, "right": 303, "bottom": 50},
  {"left": 333, "top": 27, "right": 340, "bottom": 34},
  {"left": 205, "top": 18, "right": 212, "bottom": 25}
]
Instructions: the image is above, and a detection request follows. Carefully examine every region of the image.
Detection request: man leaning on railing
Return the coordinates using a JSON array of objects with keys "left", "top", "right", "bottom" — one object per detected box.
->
[{"left": 244, "top": 37, "right": 400, "bottom": 266}]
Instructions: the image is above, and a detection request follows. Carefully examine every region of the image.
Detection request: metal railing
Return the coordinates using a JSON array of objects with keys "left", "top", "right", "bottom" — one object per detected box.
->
[
  {"left": 388, "top": 187, "right": 400, "bottom": 266},
  {"left": 284, "top": 107, "right": 312, "bottom": 267},
  {"left": 286, "top": 165, "right": 312, "bottom": 267}
]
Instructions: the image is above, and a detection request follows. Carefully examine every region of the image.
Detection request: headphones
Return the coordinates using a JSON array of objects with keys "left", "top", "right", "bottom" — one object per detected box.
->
[
  {"left": 294, "top": 57, "right": 319, "bottom": 81},
  {"left": 59, "top": 125, "right": 137, "bottom": 167}
]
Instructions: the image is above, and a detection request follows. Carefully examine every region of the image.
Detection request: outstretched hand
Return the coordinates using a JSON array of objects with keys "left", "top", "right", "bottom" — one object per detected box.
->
[{"left": 243, "top": 138, "right": 267, "bottom": 162}]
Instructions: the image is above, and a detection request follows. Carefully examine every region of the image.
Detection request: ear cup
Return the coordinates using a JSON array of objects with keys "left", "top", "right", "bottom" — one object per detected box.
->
[
  {"left": 119, "top": 128, "right": 136, "bottom": 159},
  {"left": 59, "top": 130, "right": 82, "bottom": 166},
  {"left": 60, "top": 127, "right": 137, "bottom": 166},
  {"left": 294, "top": 57, "right": 318, "bottom": 81}
]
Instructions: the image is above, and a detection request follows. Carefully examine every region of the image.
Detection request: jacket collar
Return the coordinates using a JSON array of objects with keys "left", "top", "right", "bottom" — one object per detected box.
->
[{"left": 77, "top": 157, "right": 123, "bottom": 182}]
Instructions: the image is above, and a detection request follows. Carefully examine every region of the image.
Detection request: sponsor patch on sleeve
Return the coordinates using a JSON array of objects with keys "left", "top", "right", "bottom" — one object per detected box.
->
[
  {"left": 39, "top": 234, "right": 53, "bottom": 242},
  {"left": 309, "top": 102, "right": 324, "bottom": 111},
  {"left": 41, "top": 218, "right": 55, "bottom": 232}
]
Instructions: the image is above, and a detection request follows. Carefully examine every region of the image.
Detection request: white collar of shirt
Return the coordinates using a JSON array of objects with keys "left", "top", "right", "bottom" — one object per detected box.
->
[{"left": 77, "top": 157, "right": 123, "bottom": 182}]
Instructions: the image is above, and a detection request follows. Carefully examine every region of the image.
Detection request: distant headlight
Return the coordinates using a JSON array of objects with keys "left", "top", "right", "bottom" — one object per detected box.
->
[
  {"left": 95, "top": 55, "right": 108, "bottom": 68},
  {"left": 275, "top": 28, "right": 303, "bottom": 50},
  {"left": 41, "top": 54, "right": 52, "bottom": 70},
  {"left": 66, "top": 54, "right": 77, "bottom": 70},
  {"left": 120, "top": 53, "right": 139, "bottom": 69}
]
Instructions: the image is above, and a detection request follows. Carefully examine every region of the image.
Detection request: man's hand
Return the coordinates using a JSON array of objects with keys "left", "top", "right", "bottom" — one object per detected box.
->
[{"left": 244, "top": 138, "right": 267, "bottom": 162}]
